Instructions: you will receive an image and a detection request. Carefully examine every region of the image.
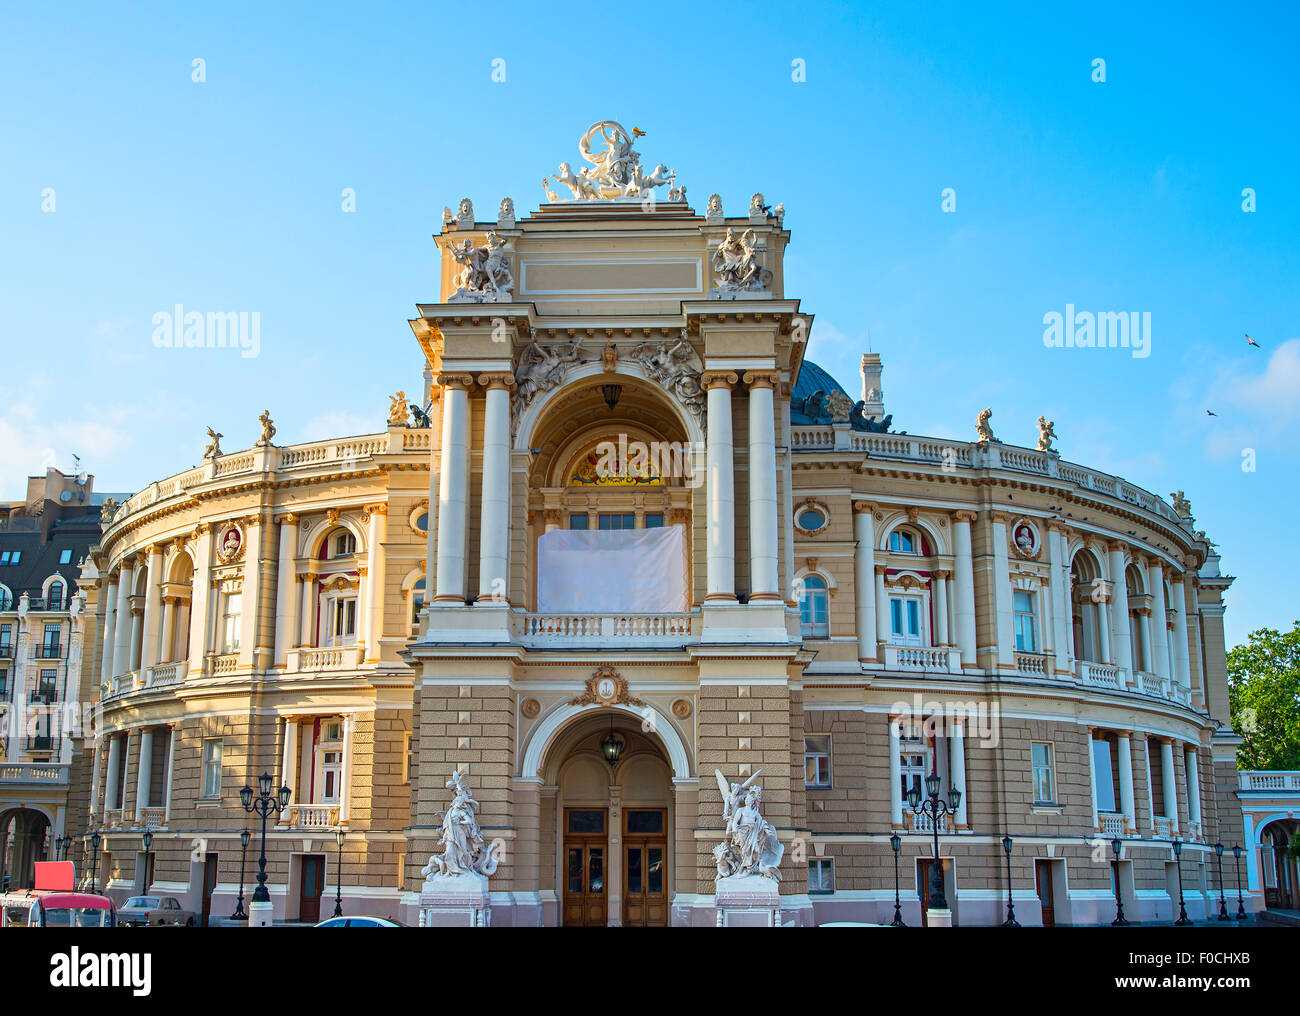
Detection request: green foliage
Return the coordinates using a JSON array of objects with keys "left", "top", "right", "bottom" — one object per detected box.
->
[{"left": 1227, "top": 622, "right": 1300, "bottom": 771}]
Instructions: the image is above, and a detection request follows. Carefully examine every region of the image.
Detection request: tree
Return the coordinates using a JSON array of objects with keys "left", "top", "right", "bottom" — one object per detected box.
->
[{"left": 1227, "top": 622, "right": 1300, "bottom": 771}]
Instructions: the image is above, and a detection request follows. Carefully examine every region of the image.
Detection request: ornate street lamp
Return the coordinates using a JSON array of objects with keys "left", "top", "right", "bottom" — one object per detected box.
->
[
  {"left": 907, "top": 772, "right": 961, "bottom": 914},
  {"left": 332, "top": 829, "right": 346, "bottom": 918},
  {"left": 1110, "top": 837, "right": 1128, "bottom": 926},
  {"left": 1001, "top": 834, "right": 1019, "bottom": 926},
  {"left": 889, "top": 832, "right": 904, "bottom": 927},
  {"left": 1171, "top": 838, "right": 1191, "bottom": 925},
  {"left": 240, "top": 772, "right": 292, "bottom": 918},
  {"left": 89, "top": 831, "right": 102, "bottom": 893},
  {"left": 1232, "top": 844, "right": 1247, "bottom": 920},
  {"left": 601, "top": 383, "right": 622, "bottom": 413},
  {"left": 1213, "top": 843, "right": 1230, "bottom": 920},
  {"left": 231, "top": 829, "right": 251, "bottom": 920},
  {"left": 141, "top": 831, "right": 153, "bottom": 893}
]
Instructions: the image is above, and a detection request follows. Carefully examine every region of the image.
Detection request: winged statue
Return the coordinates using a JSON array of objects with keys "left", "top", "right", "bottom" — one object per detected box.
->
[{"left": 712, "top": 768, "right": 784, "bottom": 881}]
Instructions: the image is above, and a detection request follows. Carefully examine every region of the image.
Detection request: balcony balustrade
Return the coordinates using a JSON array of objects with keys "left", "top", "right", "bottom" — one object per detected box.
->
[
  {"left": 883, "top": 644, "right": 963, "bottom": 673},
  {"left": 515, "top": 611, "right": 699, "bottom": 649}
]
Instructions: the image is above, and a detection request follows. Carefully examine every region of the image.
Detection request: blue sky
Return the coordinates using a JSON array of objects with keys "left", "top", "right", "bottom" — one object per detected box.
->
[{"left": 1, "top": 1, "right": 1296, "bottom": 648}]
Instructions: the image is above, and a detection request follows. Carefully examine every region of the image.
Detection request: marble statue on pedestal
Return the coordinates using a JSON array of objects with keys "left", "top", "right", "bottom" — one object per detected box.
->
[
  {"left": 712, "top": 769, "right": 784, "bottom": 880},
  {"left": 422, "top": 771, "right": 500, "bottom": 878},
  {"left": 447, "top": 232, "right": 515, "bottom": 303}
]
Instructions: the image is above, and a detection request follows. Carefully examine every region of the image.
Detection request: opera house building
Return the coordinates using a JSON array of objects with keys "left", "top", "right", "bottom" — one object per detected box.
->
[{"left": 46, "top": 123, "right": 1252, "bottom": 926}]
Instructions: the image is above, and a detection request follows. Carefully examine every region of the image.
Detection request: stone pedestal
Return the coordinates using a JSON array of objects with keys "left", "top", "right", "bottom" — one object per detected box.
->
[
  {"left": 714, "top": 874, "right": 781, "bottom": 927},
  {"left": 248, "top": 900, "right": 273, "bottom": 927},
  {"left": 927, "top": 907, "right": 953, "bottom": 927},
  {"left": 418, "top": 872, "right": 491, "bottom": 927}
]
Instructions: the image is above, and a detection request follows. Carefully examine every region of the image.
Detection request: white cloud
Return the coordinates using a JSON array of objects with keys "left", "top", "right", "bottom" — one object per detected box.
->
[{"left": 1222, "top": 338, "right": 1300, "bottom": 419}]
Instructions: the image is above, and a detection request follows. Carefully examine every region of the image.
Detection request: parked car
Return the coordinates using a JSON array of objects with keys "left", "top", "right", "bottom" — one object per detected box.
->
[
  {"left": 313, "top": 916, "right": 405, "bottom": 927},
  {"left": 117, "top": 896, "right": 197, "bottom": 927}
]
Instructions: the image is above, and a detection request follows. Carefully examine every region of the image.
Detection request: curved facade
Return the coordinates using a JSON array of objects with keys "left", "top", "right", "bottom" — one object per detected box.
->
[{"left": 74, "top": 170, "right": 1249, "bottom": 926}]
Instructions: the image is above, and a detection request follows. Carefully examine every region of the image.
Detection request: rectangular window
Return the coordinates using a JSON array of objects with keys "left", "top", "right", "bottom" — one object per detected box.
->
[
  {"left": 568, "top": 514, "right": 589, "bottom": 530},
  {"left": 0, "top": 552, "right": 8, "bottom": 565},
  {"left": 804, "top": 736, "right": 831, "bottom": 788},
  {"left": 327, "top": 597, "right": 357, "bottom": 645},
  {"left": 202, "top": 739, "right": 223, "bottom": 798},
  {"left": 6, "top": 551, "right": 18, "bottom": 565},
  {"left": 0, "top": 623, "right": 11, "bottom": 654},
  {"left": 320, "top": 750, "right": 342, "bottom": 803},
  {"left": 59, "top": 549, "right": 73, "bottom": 564},
  {"left": 221, "top": 593, "right": 242, "bottom": 653},
  {"left": 808, "top": 858, "right": 835, "bottom": 893},
  {"left": 0, "top": 668, "right": 8, "bottom": 697},
  {"left": 899, "top": 732, "right": 929, "bottom": 803},
  {"left": 1032, "top": 742, "right": 1056, "bottom": 804},
  {"left": 597, "top": 513, "right": 636, "bottom": 531},
  {"left": 1092, "top": 739, "right": 1116, "bottom": 812},
  {"left": 37, "top": 669, "right": 57, "bottom": 700},
  {"left": 1014, "top": 591, "right": 1037, "bottom": 652},
  {"left": 644, "top": 514, "right": 664, "bottom": 529},
  {"left": 889, "top": 597, "right": 922, "bottom": 644}
]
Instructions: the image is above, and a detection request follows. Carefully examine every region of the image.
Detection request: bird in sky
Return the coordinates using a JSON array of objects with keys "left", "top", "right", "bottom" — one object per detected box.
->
[
  {"left": 1246, "top": 333, "right": 1260, "bottom": 348},
  {"left": 632, "top": 127, "right": 646, "bottom": 137},
  {"left": 1206, "top": 409, "right": 1218, "bottom": 416}
]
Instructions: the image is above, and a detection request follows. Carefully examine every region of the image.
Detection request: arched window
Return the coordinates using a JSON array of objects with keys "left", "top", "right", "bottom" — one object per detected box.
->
[
  {"left": 411, "top": 579, "right": 425, "bottom": 632},
  {"left": 47, "top": 582, "right": 64, "bottom": 611},
  {"left": 798, "top": 576, "right": 829, "bottom": 638},
  {"left": 888, "top": 529, "right": 915, "bottom": 553},
  {"left": 333, "top": 531, "right": 356, "bottom": 557},
  {"left": 0, "top": 585, "right": 12, "bottom": 611}
]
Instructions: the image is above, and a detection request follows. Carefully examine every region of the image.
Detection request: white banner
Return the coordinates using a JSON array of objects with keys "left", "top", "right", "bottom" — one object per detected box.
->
[{"left": 537, "top": 526, "right": 686, "bottom": 613}]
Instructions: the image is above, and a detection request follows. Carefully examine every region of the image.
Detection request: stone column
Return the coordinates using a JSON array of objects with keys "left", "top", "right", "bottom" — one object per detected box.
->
[
  {"left": 1085, "top": 728, "right": 1099, "bottom": 832},
  {"left": 1171, "top": 572, "right": 1192, "bottom": 689},
  {"left": 1047, "top": 524, "right": 1072, "bottom": 675},
  {"left": 281, "top": 720, "right": 299, "bottom": 807},
  {"left": 989, "top": 513, "right": 1015, "bottom": 669},
  {"left": 158, "top": 598, "right": 176, "bottom": 665},
  {"left": 365, "top": 505, "right": 389, "bottom": 659},
  {"left": 140, "top": 546, "right": 163, "bottom": 671},
  {"left": 853, "top": 502, "right": 877, "bottom": 661},
  {"left": 134, "top": 728, "right": 153, "bottom": 821},
  {"left": 703, "top": 372, "right": 738, "bottom": 600},
  {"left": 888, "top": 718, "right": 902, "bottom": 828},
  {"left": 874, "top": 564, "right": 889, "bottom": 654},
  {"left": 88, "top": 736, "right": 103, "bottom": 821},
  {"left": 1117, "top": 732, "right": 1136, "bottom": 833},
  {"left": 339, "top": 713, "right": 355, "bottom": 822},
  {"left": 1095, "top": 579, "right": 1112, "bottom": 664},
  {"left": 162, "top": 726, "right": 176, "bottom": 823},
  {"left": 237, "top": 516, "right": 264, "bottom": 670},
  {"left": 111, "top": 557, "right": 135, "bottom": 677},
  {"left": 186, "top": 526, "right": 213, "bottom": 677},
  {"left": 1161, "top": 739, "right": 1179, "bottom": 830},
  {"left": 299, "top": 564, "right": 319, "bottom": 648},
  {"left": 949, "top": 721, "right": 968, "bottom": 827},
  {"left": 273, "top": 514, "right": 299, "bottom": 667},
  {"left": 105, "top": 734, "right": 123, "bottom": 814},
  {"left": 1187, "top": 748, "right": 1202, "bottom": 835},
  {"left": 1107, "top": 543, "right": 1133, "bottom": 680},
  {"left": 933, "top": 570, "right": 950, "bottom": 647},
  {"left": 1135, "top": 608, "right": 1152, "bottom": 673},
  {"left": 100, "top": 576, "right": 119, "bottom": 686},
  {"left": 1146, "top": 560, "right": 1169, "bottom": 681},
  {"left": 434, "top": 375, "right": 473, "bottom": 602},
  {"left": 744, "top": 372, "right": 780, "bottom": 601},
  {"left": 477, "top": 374, "right": 514, "bottom": 603},
  {"left": 951, "top": 511, "right": 978, "bottom": 667}
]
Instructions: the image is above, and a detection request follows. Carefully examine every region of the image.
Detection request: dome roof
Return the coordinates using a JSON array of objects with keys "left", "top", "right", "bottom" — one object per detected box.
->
[{"left": 790, "top": 359, "right": 894, "bottom": 432}]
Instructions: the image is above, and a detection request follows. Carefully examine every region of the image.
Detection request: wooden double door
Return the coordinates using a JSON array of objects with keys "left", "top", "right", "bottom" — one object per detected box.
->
[{"left": 562, "top": 808, "right": 667, "bottom": 927}]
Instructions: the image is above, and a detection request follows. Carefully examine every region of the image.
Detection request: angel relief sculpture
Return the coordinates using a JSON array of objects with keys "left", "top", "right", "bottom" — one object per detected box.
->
[
  {"left": 422, "top": 771, "right": 500, "bottom": 879},
  {"left": 512, "top": 337, "right": 583, "bottom": 419},
  {"left": 447, "top": 231, "right": 514, "bottom": 303},
  {"left": 633, "top": 338, "right": 705, "bottom": 421},
  {"left": 709, "top": 228, "right": 773, "bottom": 298},
  {"left": 712, "top": 769, "right": 784, "bottom": 881}
]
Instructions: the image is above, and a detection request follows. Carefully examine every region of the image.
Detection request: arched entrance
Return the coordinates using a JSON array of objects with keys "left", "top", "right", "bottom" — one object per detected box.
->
[
  {"left": 539, "top": 709, "right": 677, "bottom": 927},
  {"left": 0, "top": 807, "right": 52, "bottom": 891},
  {"left": 1259, "top": 819, "right": 1299, "bottom": 909}
]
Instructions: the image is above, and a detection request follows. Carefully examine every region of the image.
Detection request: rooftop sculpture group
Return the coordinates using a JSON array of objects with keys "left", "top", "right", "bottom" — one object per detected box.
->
[{"left": 545, "top": 121, "right": 684, "bottom": 202}]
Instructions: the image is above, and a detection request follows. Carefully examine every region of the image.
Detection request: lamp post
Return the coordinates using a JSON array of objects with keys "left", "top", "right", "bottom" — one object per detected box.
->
[
  {"left": 89, "top": 831, "right": 101, "bottom": 893},
  {"left": 1232, "top": 844, "right": 1247, "bottom": 920},
  {"left": 907, "top": 772, "right": 961, "bottom": 915},
  {"left": 332, "top": 829, "right": 346, "bottom": 918},
  {"left": 1171, "top": 838, "right": 1191, "bottom": 925},
  {"left": 1000, "top": 834, "right": 1019, "bottom": 926},
  {"left": 1110, "top": 837, "right": 1128, "bottom": 926},
  {"left": 889, "top": 832, "right": 904, "bottom": 927},
  {"left": 1213, "top": 843, "right": 1230, "bottom": 920},
  {"left": 240, "top": 772, "right": 291, "bottom": 927},
  {"left": 141, "top": 831, "right": 153, "bottom": 894},
  {"left": 231, "top": 829, "right": 251, "bottom": 920}
]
